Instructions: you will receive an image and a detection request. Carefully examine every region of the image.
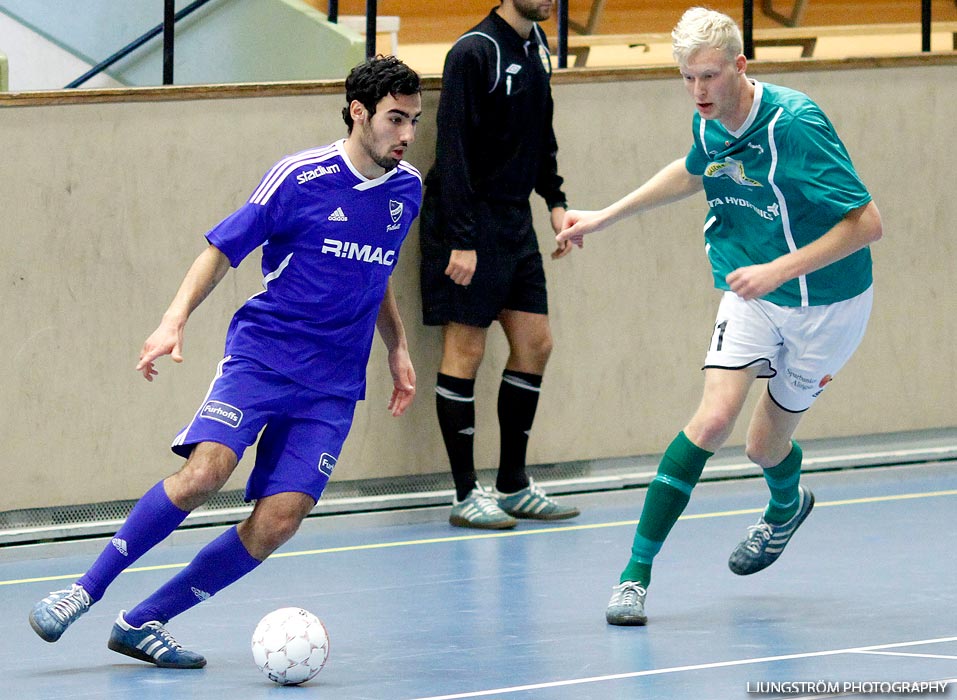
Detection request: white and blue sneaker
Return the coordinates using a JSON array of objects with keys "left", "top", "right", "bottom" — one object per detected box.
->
[
  {"left": 30, "top": 584, "right": 93, "bottom": 642},
  {"left": 107, "top": 611, "right": 206, "bottom": 669},
  {"left": 729, "top": 486, "right": 815, "bottom": 575}
]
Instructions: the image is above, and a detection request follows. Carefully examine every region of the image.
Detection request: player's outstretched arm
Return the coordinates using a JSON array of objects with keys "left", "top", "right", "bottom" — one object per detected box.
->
[
  {"left": 375, "top": 280, "right": 416, "bottom": 417},
  {"left": 557, "top": 158, "right": 701, "bottom": 248},
  {"left": 136, "top": 244, "right": 231, "bottom": 381}
]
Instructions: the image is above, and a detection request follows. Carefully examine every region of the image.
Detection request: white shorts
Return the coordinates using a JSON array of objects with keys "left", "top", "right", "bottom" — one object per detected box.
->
[{"left": 703, "top": 287, "right": 873, "bottom": 412}]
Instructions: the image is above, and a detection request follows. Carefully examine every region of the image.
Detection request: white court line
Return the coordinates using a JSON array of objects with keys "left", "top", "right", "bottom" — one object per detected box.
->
[
  {"left": 404, "top": 636, "right": 957, "bottom": 700},
  {"left": 854, "top": 650, "right": 957, "bottom": 660}
]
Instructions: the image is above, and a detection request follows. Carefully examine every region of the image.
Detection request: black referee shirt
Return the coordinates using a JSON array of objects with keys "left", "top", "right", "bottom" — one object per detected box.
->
[{"left": 424, "top": 9, "right": 567, "bottom": 249}]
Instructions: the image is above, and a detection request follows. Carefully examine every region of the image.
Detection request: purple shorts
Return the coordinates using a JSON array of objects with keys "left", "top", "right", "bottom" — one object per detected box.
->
[{"left": 171, "top": 355, "right": 356, "bottom": 502}]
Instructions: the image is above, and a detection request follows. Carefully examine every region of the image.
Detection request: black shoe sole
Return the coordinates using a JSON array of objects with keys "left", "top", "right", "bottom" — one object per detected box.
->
[{"left": 108, "top": 636, "right": 207, "bottom": 669}]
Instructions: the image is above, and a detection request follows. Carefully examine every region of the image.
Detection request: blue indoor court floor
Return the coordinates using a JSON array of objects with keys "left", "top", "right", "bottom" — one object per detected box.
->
[{"left": 2, "top": 460, "right": 955, "bottom": 700}]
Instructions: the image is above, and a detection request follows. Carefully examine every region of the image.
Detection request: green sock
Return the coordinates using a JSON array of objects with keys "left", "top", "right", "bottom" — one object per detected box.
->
[
  {"left": 762, "top": 442, "right": 803, "bottom": 524},
  {"left": 620, "top": 432, "right": 713, "bottom": 586}
]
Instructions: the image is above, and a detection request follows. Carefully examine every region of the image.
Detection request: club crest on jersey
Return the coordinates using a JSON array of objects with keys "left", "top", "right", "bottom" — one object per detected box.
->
[
  {"left": 317, "top": 453, "right": 337, "bottom": 477},
  {"left": 200, "top": 400, "right": 243, "bottom": 428},
  {"left": 386, "top": 199, "right": 403, "bottom": 231},
  {"left": 704, "top": 157, "right": 762, "bottom": 187}
]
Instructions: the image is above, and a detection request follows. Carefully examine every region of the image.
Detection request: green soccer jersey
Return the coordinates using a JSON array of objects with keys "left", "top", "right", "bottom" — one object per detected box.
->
[{"left": 685, "top": 81, "right": 873, "bottom": 307}]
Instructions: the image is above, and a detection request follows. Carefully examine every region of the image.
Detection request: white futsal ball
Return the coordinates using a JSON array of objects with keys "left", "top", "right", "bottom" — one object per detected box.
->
[{"left": 251, "top": 607, "right": 330, "bottom": 685}]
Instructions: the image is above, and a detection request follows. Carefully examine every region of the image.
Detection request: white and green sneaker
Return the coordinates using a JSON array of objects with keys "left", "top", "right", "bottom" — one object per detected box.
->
[
  {"left": 605, "top": 581, "right": 648, "bottom": 626},
  {"left": 494, "top": 480, "right": 580, "bottom": 521},
  {"left": 729, "top": 486, "right": 815, "bottom": 575},
  {"left": 449, "top": 485, "right": 517, "bottom": 530}
]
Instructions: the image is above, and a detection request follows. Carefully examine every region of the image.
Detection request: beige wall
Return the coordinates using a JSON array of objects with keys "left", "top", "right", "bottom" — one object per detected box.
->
[{"left": 2, "top": 58, "right": 955, "bottom": 512}]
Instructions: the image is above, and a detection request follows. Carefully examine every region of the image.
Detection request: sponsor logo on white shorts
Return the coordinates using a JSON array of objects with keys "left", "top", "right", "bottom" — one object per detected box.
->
[
  {"left": 786, "top": 369, "right": 818, "bottom": 391},
  {"left": 318, "top": 453, "right": 337, "bottom": 478},
  {"left": 200, "top": 401, "right": 243, "bottom": 428},
  {"left": 811, "top": 374, "right": 834, "bottom": 398}
]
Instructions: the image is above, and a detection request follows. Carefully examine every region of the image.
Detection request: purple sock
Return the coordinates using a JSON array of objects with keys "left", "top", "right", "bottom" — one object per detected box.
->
[
  {"left": 77, "top": 481, "right": 189, "bottom": 602},
  {"left": 125, "top": 526, "right": 261, "bottom": 626}
]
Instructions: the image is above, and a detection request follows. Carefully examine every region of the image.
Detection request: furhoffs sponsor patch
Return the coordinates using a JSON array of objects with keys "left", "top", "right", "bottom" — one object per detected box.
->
[{"left": 200, "top": 400, "right": 243, "bottom": 428}]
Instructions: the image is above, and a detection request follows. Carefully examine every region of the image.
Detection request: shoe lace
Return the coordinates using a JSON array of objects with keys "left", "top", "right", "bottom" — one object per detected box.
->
[
  {"left": 743, "top": 521, "right": 773, "bottom": 553},
  {"left": 49, "top": 586, "right": 91, "bottom": 624},
  {"left": 472, "top": 490, "right": 505, "bottom": 515},
  {"left": 144, "top": 622, "right": 185, "bottom": 651},
  {"left": 614, "top": 582, "right": 646, "bottom": 606}
]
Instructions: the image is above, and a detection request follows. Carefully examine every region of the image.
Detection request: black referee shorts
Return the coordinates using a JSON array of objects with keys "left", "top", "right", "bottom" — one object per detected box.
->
[{"left": 419, "top": 196, "right": 548, "bottom": 328}]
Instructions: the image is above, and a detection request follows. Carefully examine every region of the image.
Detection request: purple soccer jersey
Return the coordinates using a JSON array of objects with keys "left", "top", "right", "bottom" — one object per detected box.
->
[{"left": 206, "top": 139, "right": 422, "bottom": 400}]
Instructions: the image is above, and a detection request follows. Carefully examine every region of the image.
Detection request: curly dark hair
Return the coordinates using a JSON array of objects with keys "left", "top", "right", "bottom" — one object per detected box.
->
[{"left": 342, "top": 55, "right": 421, "bottom": 134}]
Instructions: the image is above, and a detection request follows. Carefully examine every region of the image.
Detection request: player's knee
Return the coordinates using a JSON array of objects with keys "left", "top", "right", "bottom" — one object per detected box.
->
[
  {"left": 745, "top": 439, "right": 791, "bottom": 469},
  {"left": 170, "top": 446, "right": 235, "bottom": 507},
  {"left": 514, "top": 331, "right": 552, "bottom": 371},
  {"left": 170, "top": 467, "right": 226, "bottom": 508},
  {"left": 686, "top": 409, "right": 737, "bottom": 451},
  {"left": 443, "top": 341, "right": 485, "bottom": 374},
  {"left": 530, "top": 332, "right": 553, "bottom": 365},
  {"left": 249, "top": 512, "right": 304, "bottom": 556}
]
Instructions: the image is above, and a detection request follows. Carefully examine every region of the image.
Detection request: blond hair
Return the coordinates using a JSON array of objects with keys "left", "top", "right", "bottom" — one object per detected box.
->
[{"left": 671, "top": 7, "right": 743, "bottom": 66}]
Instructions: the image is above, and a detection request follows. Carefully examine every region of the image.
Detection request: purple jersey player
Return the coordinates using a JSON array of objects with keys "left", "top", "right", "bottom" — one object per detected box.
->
[{"left": 29, "top": 56, "right": 423, "bottom": 669}]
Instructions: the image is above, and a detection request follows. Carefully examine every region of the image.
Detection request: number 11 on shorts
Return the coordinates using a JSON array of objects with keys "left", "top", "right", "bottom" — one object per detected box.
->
[{"left": 711, "top": 320, "right": 728, "bottom": 352}]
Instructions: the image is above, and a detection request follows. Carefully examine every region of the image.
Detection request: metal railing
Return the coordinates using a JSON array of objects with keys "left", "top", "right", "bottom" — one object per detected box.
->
[
  {"left": 65, "top": 0, "right": 944, "bottom": 89},
  {"left": 66, "top": 0, "right": 215, "bottom": 88},
  {"left": 327, "top": 0, "right": 378, "bottom": 60}
]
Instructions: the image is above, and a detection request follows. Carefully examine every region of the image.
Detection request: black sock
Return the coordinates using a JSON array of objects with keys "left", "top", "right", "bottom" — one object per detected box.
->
[
  {"left": 496, "top": 370, "right": 542, "bottom": 494},
  {"left": 436, "top": 373, "right": 477, "bottom": 501}
]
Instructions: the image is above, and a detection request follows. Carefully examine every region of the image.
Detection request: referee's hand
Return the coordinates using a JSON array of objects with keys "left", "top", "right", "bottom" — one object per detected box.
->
[
  {"left": 551, "top": 239, "right": 573, "bottom": 259},
  {"left": 445, "top": 249, "right": 477, "bottom": 286},
  {"left": 550, "top": 206, "right": 573, "bottom": 259}
]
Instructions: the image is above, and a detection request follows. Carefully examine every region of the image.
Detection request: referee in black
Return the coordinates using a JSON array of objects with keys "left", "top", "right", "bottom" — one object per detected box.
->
[{"left": 419, "top": 0, "right": 580, "bottom": 529}]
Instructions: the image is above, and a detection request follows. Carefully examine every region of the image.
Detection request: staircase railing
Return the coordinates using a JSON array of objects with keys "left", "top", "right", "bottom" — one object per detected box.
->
[
  {"left": 326, "top": 0, "right": 379, "bottom": 61},
  {"left": 65, "top": 0, "right": 216, "bottom": 89},
  {"left": 65, "top": 0, "right": 943, "bottom": 88}
]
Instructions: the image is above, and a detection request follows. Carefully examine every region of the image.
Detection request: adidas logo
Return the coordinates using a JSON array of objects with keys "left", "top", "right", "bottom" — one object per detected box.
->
[
  {"left": 111, "top": 537, "right": 128, "bottom": 557},
  {"left": 190, "top": 586, "right": 211, "bottom": 602},
  {"left": 328, "top": 207, "right": 348, "bottom": 222}
]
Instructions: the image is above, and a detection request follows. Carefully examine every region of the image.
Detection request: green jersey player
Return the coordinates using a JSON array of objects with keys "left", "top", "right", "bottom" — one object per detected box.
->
[{"left": 557, "top": 7, "right": 882, "bottom": 626}]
